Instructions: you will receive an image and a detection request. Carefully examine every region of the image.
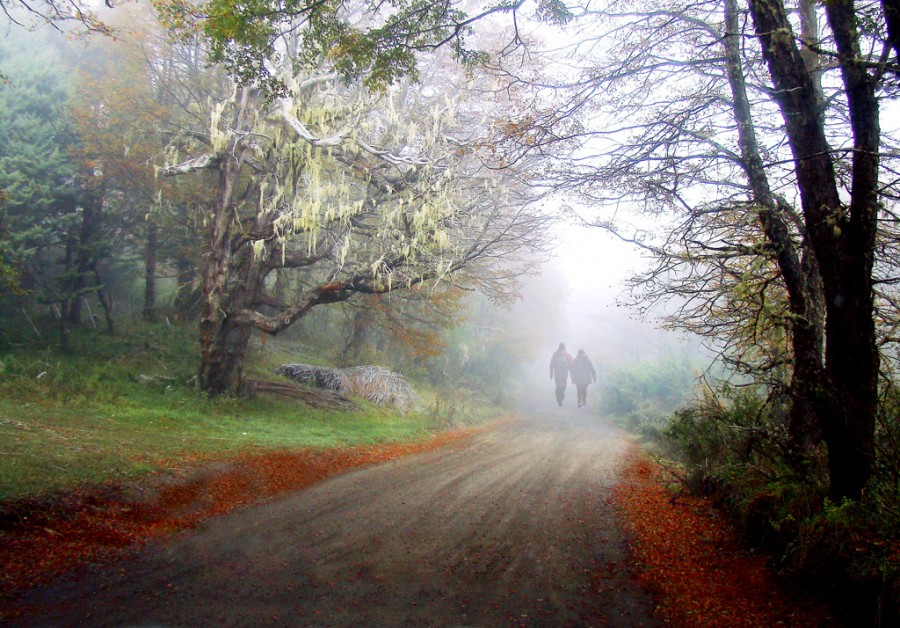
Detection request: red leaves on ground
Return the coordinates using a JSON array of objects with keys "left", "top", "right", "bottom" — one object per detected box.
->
[
  {"left": 612, "top": 448, "right": 833, "bottom": 627},
  {"left": 0, "top": 429, "right": 476, "bottom": 617}
]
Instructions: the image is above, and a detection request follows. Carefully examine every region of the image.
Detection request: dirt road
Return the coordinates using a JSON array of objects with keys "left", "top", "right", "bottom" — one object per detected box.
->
[{"left": 13, "top": 408, "right": 659, "bottom": 627}]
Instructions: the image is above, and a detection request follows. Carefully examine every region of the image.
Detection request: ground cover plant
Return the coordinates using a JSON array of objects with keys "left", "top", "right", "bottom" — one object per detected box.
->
[{"left": 0, "top": 322, "right": 470, "bottom": 501}]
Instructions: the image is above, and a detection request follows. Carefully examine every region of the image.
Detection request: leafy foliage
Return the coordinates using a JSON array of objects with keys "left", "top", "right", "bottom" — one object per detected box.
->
[{"left": 155, "top": 0, "right": 571, "bottom": 95}]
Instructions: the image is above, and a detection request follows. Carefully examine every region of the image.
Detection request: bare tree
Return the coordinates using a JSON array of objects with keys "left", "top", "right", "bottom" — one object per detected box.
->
[{"left": 493, "top": 0, "right": 900, "bottom": 499}]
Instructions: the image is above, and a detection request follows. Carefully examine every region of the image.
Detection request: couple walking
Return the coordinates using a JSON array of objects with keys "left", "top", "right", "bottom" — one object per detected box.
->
[{"left": 549, "top": 343, "right": 597, "bottom": 407}]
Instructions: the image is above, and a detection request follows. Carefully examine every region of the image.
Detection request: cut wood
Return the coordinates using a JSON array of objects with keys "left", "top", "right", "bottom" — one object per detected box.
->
[
  {"left": 251, "top": 380, "right": 358, "bottom": 411},
  {"left": 276, "top": 364, "right": 420, "bottom": 413}
]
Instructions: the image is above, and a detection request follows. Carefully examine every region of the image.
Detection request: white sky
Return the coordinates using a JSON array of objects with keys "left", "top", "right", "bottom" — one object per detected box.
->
[{"left": 551, "top": 222, "right": 646, "bottom": 303}]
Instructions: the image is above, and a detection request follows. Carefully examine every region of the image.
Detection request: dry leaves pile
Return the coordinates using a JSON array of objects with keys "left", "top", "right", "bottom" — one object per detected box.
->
[{"left": 613, "top": 448, "right": 833, "bottom": 627}]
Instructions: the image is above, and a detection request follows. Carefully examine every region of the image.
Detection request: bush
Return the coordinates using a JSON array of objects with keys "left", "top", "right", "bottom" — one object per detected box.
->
[
  {"left": 662, "top": 383, "right": 900, "bottom": 625},
  {"left": 600, "top": 356, "right": 703, "bottom": 442}
]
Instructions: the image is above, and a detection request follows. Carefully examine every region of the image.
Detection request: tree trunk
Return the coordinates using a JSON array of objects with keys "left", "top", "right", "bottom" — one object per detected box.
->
[
  {"left": 60, "top": 222, "right": 77, "bottom": 350},
  {"left": 66, "top": 217, "right": 83, "bottom": 325},
  {"left": 883, "top": 0, "right": 900, "bottom": 63},
  {"left": 341, "top": 306, "right": 373, "bottom": 363},
  {"left": 92, "top": 264, "right": 114, "bottom": 334},
  {"left": 273, "top": 267, "right": 287, "bottom": 305},
  {"left": 198, "top": 248, "right": 268, "bottom": 395},
  {"left": 173, "top": 256, "right": 199, "bottom": 319},
  {"left": 820, "top": 0, "right": 881, "bottom": 502},
  {"left": 198, "top": 317, "right": 254, "bottom": 396},
  {"left": 747, "top": 0, "right": 880, "bottom": 500},
  {"left": 68, "top": 196, "right": 103, "bottom": 325},
  {"left": 724, "top": 0, "right": 825, "bottom": 461},
  {"left": 198, "top": 88, "right": 261, "bottom": 397},
  {"left": 143, "top": 220, "right": 158, "bottom": 323},
  {"left": 198, "top": 164, "right": 242, "bottom": 396},
  {"left": 58, "top": 302, "right": 71, "bottom": 352}
]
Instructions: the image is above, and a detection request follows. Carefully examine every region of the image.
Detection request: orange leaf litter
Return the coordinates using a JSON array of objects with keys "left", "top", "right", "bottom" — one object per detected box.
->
[
  {"left": 0, "top": 428, "right": 477, "bottom": 619},
  {"left": 3, "top": 429, "right": 832, "bottom": 625},
  {"left": 612, "top": 446, "right": 833, "bottom": 627}
]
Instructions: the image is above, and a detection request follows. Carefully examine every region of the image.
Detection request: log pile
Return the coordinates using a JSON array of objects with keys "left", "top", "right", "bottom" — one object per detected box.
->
[
  {"left": 277, "top": 364, "right": 345, "bottom": 390},
  {"left": 276, "top": 364, "right": 421, "bottom": 413},
  {"left": 252, "top": 380, "right": 358, "bottom": 411}
]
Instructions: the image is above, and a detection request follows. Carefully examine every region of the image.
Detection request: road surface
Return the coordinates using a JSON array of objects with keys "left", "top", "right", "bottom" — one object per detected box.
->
[{"left": 14, "top": 406, "right": 659, "bottom": 627}]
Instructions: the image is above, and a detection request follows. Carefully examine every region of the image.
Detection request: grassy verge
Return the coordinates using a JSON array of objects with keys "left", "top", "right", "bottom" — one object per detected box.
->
[{"left": 0, "top": 322, "right": 465, "bottom": 502}]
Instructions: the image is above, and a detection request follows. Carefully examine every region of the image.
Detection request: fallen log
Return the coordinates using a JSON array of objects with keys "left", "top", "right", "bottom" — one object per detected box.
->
[{"left": 251, "top": 380, "right": 358, "bottom": 411}]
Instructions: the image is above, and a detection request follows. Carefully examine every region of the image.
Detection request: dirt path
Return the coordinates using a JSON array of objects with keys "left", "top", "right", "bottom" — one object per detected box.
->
[{"left": 12, "top": 409, "right": 659, "bottom": 627}]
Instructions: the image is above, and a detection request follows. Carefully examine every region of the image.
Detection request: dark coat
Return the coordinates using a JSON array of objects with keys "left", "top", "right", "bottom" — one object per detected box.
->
[{"left": 570, "top": 354, "right": 596, "bottom": 386}]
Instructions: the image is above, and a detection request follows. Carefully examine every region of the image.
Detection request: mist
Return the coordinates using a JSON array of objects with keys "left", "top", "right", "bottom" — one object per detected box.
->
[{"left": 506, "top": 220, "right": 709, "bottom": 410}]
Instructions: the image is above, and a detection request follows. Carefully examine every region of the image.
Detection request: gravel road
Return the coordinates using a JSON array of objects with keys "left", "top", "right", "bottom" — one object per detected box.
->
[{"left": 14, "top": 406, "right": 659, "bottom": 627}]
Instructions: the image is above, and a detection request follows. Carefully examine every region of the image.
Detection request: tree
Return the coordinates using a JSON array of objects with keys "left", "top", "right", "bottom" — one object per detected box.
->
[
  {"left": 0, "top": 30, "right": 90, "bottom": 347},
  {"left": 64, "top": 4, "right": 210, "bottom": 327},
  {"left": 152, "top": 0, "right": 571, "bottom": 94},
  {"left": 495, "top": 0, "right": 899, "bottom": 499},
  {"left": 157, "top": 44, "right": 551, "bottom": 396},
  {"left": 744, "top": 0, "right": 886, "bottom": 500}
]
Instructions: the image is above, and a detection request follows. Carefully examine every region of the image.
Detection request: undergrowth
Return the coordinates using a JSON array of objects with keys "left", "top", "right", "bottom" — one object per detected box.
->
[{"left": 660, "top": 385, "right": 900, "bottom": 626}]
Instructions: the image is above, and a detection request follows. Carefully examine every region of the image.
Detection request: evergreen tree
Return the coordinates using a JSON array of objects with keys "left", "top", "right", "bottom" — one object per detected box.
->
[{"left": 0, "top": 32, "right": 79, "bottom": 300}]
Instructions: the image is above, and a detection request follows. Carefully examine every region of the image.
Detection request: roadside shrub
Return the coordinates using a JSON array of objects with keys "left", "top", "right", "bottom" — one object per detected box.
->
[
  {"left": 663, "top": 387, "right": 790, "bottom": 488},
  {"left": 600, "top": 356, "right": 702, "bottom": 442},
  {"left": 663, "top": 383, "right": 900, "bottom": 625}
]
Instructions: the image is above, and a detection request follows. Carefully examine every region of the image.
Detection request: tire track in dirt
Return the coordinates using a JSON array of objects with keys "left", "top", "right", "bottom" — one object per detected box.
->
[{"left": 12, "top": 409, "right": 659, "bottom": 627}]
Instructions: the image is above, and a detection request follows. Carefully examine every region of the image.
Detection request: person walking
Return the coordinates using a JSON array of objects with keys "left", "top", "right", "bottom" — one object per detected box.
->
[
  {"left": 570, "top": 349, "right": 597, "bottom": 408},
  {"left": 549, "top": 343, "right": 573, "bottom": 407}
]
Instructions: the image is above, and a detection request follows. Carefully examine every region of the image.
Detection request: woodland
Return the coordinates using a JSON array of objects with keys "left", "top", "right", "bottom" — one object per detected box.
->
[{"left": 2, "top": 0, "right": 900, "bottom": 623}]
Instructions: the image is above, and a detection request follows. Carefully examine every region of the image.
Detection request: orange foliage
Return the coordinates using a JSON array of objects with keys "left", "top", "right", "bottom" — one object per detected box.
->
[
  {"left": 613, "top": 448, "right": 833, "bottom": 627},
  {"left": 369, "top": 288, "right": 467, "bottom": 361}
]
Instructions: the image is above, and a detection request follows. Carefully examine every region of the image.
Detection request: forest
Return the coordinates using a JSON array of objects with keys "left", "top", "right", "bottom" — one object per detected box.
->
[{"left": 2, "top": 0, "right": 900, "bottom": 623}]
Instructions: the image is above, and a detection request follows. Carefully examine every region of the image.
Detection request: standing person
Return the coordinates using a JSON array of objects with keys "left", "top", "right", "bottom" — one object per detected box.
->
[
  {"left": 570, "top": 349, "right": 597, "bottom": 408},
  {"left": 549, "top": 343, "right": 573, "bottom": 407}
]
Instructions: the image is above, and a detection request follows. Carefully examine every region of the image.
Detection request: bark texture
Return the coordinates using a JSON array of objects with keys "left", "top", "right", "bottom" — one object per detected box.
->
[{"left": 747, "top": 0, "right": 880, "bottom": 499}]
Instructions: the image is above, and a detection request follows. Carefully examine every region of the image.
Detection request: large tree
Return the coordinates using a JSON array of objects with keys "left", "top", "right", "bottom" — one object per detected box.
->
[
  {"left": 159, "top": 48, "right": 550, "bottom": 396},
  {"left": 744, "top": 0, "right": 886, "bottom": 500}
]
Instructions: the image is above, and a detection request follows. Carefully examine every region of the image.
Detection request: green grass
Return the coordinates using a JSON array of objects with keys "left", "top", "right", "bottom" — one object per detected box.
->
[{"left": 0, "top": 321, "right": 455, "bottom": 501}]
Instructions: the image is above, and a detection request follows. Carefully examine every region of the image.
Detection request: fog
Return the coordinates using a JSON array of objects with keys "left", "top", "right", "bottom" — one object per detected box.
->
[
  {"left": 0, "top": 9, "right": 714, "bottom": 407},
  {"left": 508, "top": 220, "right": 709, "bottom": 399}
]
